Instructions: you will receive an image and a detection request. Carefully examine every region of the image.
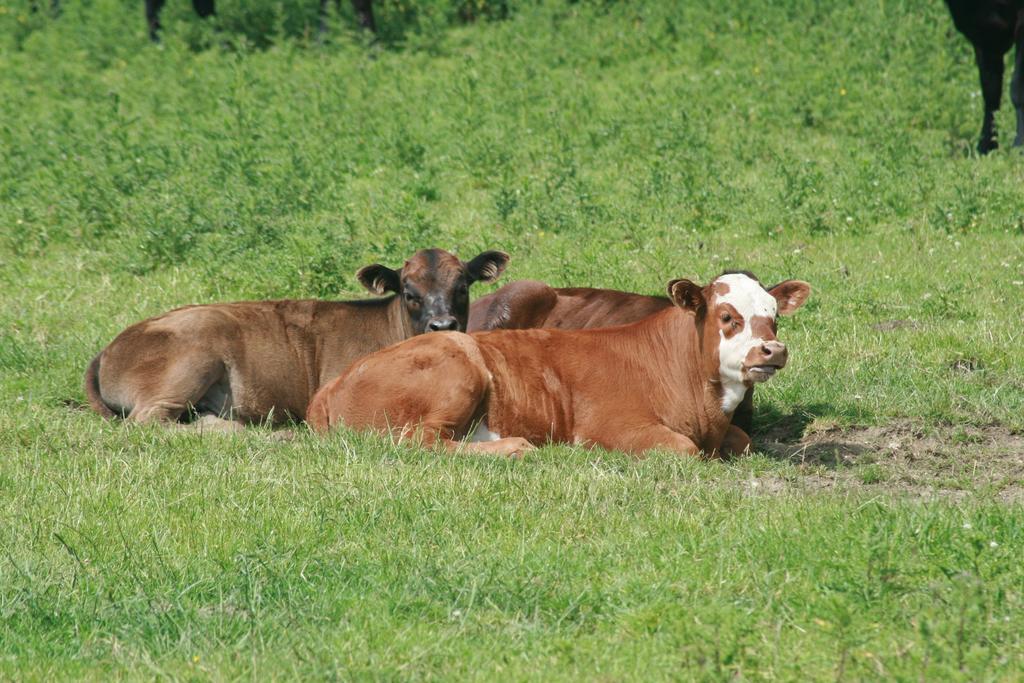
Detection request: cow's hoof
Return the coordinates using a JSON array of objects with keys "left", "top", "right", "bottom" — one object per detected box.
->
[
  {"left": 977, "top": 138, "right": 998, "bottom": 155},
  {"left": 503, "top": 438, "right": 536, "bottom": 459}
]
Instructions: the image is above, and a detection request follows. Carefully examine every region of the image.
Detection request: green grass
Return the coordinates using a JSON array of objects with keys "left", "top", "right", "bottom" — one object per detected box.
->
[{"left": 2, "top": 0, "right": 1024, "bottom": 678}]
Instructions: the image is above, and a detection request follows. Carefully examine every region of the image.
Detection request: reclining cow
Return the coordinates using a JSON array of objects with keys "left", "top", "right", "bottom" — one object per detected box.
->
[
  {"left": 467, "top": 278, "right": 757, "bottom": 435},
  {"left": 85, "top": 248, "right": 508, "bottom": 430},
  {"left": 307, "top": 272, "right": 810, "bottom": 458}
]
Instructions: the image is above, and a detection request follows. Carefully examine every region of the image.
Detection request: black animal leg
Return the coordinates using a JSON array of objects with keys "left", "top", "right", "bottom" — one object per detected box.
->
[
  {"left": 192, "top": 0, "right": 216, "bottom": 19},
  {"left": 145, "top": 0, "right": 166, "bottom": 42},
  {"left": 30, "top": 0, "right": 60, "bottom": 16},
  {"left": 351, "top": 0, "right": 376, "bottom": 32},
  {"left": 975, "top": 45, "right": 1006, "bottom": 154}
]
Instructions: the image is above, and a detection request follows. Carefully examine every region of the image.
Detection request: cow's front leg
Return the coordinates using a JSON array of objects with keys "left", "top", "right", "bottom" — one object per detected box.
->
[
  {"left": 720, "top": 424, "right": 752, "bottom": 457},
  {"left": 617, "top": 424, "right": 700, "bottom": 457},
  {"left": 975, "top": 45, "right": 1006, "bottom": 154},
  {"left": 1011, "top": 39, "right": 1024, "bottom": 147}
]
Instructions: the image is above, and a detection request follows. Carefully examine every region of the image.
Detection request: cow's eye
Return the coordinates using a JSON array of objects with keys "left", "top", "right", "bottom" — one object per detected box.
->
[
  {"left": 721, "top": 313, "right": 732, "bottom": 324},
  {"left": 404, "top": 291, "right": 422, "bottom": 304}
]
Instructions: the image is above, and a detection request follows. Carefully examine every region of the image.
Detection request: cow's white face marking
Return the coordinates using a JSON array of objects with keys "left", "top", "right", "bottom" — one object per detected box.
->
[
  {"left": 469, "top": 419, "right": 502, "bottom": 442},
  {"left": 712, "top": 274, "right": 777, "bottom": 413}
]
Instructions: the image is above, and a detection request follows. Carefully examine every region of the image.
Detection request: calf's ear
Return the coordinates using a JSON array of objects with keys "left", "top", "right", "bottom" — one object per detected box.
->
[
  {"left": 356, "top": 264, "right": 402, "bottom": 294},
  {"left": 465, "top": 250, "right": 510, "bottom": 284},
  {"left": 768, "top": 280, "right": 811, "bottom": 315},
  {"left": 667, "top": 279, "right": 706, "bottom": 318}
]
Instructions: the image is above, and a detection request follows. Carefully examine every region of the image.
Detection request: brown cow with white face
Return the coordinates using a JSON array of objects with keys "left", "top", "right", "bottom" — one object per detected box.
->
[
  {"left": 467, "top": 279, "right": 755, "bottom": 436},
  {"left": 307, "top": 272, "right": 810, "bottom": 457},
  {"left": 84, "top": 248, "right": 508, "bottom": 430}
]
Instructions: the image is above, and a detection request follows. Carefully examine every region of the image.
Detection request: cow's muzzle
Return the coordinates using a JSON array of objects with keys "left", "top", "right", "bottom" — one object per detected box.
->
[
  {"left": 427, "top": 316, "right": 459, "bottom": 332},
  {"left": 743, "top": 341, "right": 787, "bottom": 383}
]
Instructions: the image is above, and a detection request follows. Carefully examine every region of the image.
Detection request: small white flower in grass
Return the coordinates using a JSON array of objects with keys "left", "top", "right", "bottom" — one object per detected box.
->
[
  {"left": 990, "top": 541, "right": 999, "bottom": 548},
  {"left": 963, "top": 522, "right": 972, "bottom": 530},
  {"left": 750, "top": 481, "right": 760, "bottom": 488},
  {"left": 16, "top": 396, "right": 24, "bottom": 402},
  {"left": 1012, "top": 281, "right": 1023, "bottom": 287},
  {"left": 845, "top": 216, "right": 853, "bottom": 224}
]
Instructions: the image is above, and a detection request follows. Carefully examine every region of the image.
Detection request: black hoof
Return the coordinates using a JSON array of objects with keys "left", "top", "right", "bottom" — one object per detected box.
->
[{"left": 977, "top": 138, "right": 998, "bottom": 155}]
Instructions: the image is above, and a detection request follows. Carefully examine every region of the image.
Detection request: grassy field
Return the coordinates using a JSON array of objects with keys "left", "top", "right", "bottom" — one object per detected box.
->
[{"left": 2, "top": 0, "right": 1024, "bottom": 678}]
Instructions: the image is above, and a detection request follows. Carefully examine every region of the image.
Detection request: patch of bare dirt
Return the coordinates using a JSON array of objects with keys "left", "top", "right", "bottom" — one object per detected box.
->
[
  {"left": 871, "top": 319, "right": 920, "bottom": 332},
  {"left": 752, "top": 421, "right": 1024, "bottom": 503}
]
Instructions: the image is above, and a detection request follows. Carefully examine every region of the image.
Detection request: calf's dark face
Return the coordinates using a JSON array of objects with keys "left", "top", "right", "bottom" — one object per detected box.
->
[{"left": 357, "top": 249, "right": 509, "bottom": 334}]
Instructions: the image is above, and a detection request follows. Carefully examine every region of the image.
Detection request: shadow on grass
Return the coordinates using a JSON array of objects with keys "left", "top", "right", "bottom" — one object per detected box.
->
[{"left": 751, "top": 402, "right": 871, "bottom": 468}]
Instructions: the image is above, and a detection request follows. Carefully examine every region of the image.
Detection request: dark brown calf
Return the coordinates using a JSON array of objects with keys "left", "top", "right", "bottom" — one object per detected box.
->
[
  {"left": 308, "top": 272, "right": 810, "bottom": 458},
  {"left": 85, "top": 248, "right": 507, "bottom": 430},
  {"left": 467, "top": 279, "right": 756, "bottom": 435}
]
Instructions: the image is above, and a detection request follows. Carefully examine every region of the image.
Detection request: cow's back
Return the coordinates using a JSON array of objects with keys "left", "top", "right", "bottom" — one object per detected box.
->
[
  {"left": 95, "top": 297, "right": 401, "bottom": 421},
  {"left": 543, "top": 287, "right": 671, "bottom": 329},
  {"left": 469, "top": 280, "right": 670, "bottom": 332}
]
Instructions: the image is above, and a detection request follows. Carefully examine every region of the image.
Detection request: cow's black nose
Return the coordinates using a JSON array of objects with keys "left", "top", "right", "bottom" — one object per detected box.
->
[{"left": 428, "top": 317, "right": 458, "bottom": 331}]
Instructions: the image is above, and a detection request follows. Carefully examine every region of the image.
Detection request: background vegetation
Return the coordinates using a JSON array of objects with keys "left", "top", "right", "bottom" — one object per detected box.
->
[{"left": 2, "top": 0, "right": 1023, "bottom": 678}]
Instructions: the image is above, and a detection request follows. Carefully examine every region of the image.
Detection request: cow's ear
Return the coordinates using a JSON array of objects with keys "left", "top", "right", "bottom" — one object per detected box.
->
[
  {"left": 768, "top": 280, "right": 811, "bottom": 315},
  {"left": 667, "top": 279, "right": 706, "bottom": 318},
  {"left": 356, "top": 264, "right": 401, "bottom": 294},
  {"left": 465, "top": 250, "right": 510, "bottom": 284}
]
